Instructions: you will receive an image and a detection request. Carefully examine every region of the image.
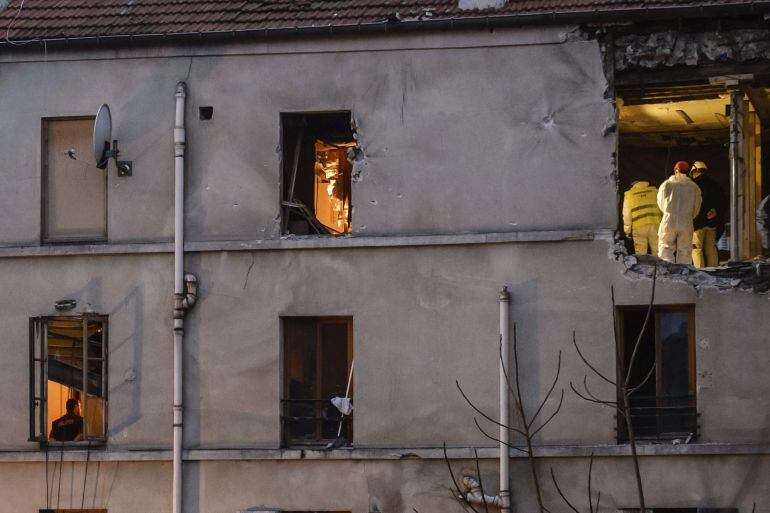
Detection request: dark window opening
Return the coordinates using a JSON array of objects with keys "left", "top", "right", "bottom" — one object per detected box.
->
[
  {"left": 30, "top": 316, "right": 108, "bottom": 444},
  {"left": 618, "top": 306, "right": 697, "bottom": 442},
  {"left": 617, "top": 82, "right": 770, "bottom": 264},
  {"left": 199, "top": 106, "right": 213, "bottom": 120},
  {"left": 281, "top": 112, "right": 355, "bottom": 235},
  {"left": 281, "top": 317, "right": 353, "bottom": 447}
]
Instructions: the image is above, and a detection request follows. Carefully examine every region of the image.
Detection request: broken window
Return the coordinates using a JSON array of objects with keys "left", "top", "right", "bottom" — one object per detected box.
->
[
  {"left": 281, "top": 112, "right": 355, "bottom": 235},
  {"left": 281, "top": 317, "right": 353, "bottom": 446},
  {"left": 617, "top": 82, "right": 768, "bottom": 263},
  {"left": 42, "top": 118, "right": 107, "bottom": 243},
  {"left": 617, "top": 306, "right": 697, "bottom": 442},
  {"left": 30, "top": 316, "right": 108, "bottom": 443}
]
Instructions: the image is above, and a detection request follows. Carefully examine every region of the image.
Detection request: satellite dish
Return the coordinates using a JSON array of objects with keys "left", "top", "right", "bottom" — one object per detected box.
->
[
  {"left": 94, "top": 104, "right": 112, "bottom": 169},
  {"left": 92, "top": 104, "right": 132, "bottom": 176}
]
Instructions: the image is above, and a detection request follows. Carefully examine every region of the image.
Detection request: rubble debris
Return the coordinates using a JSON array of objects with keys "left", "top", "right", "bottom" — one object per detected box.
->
[
  {"left": 615, "top": 29, "right": 770, "bottom": 71},
  {"left": 613, "top": 240, "right": 770, "bottom": 294}
]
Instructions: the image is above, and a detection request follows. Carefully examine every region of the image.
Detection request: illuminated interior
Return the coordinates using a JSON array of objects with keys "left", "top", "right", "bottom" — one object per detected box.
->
[
  {"left": 46, "top": 318, "right": 106, "bottom": 440},
  {"left": 282, "top": 112, "right": 355, "bottom": 236},
  {"left": 314, "top": 140, "right": 354, "bottom": 234},
  {"left": 617, "top": 84, "right": 768, "bottom": 261}
]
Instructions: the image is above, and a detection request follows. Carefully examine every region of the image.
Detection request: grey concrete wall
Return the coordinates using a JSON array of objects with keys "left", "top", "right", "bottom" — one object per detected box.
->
[
  {"left": 0, "top": 455, "right": 765, "bottom": 513},
  {"left": 0, "top": 25, "right": 767, "bottom": 513},
  {"left": 0, "top": 461, "right": 169, "bottom": 513},
  {"left": 0, "top": 241, "right": 768, "bottom": 451},
  {"left": 0, "top": 27, "right": 615, "bottom": 246},
  {"left": 0, "top": 254, "right": 173, "bottom": 449}
]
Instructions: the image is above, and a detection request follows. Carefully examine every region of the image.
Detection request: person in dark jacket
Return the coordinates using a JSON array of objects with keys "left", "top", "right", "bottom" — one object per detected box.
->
[
  {"left": 690, "top": 161, "right": 725, "bottom": 267},
  {"left": 49, "top": 398, "right": 84, "bottom": 442}
]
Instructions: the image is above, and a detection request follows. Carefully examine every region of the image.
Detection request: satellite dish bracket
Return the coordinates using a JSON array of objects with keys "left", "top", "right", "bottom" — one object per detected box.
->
[
  {"left": 97, "top": 139, "right": 132, "bottom": 176},
  {"left": 94, "top": 104, "right": 132, "bottom": 176}
]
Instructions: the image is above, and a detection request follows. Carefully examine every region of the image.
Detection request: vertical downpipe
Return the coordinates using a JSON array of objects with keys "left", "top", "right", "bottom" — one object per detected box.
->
[
  {"left": 173, "top": 82, "right": 187, "bottom": 513},
  {"left": 499, "top": 286, "right": 511, "bottom": 513},
  {"left": 729, "top": 90, "right": 744, "bottom": 261}
]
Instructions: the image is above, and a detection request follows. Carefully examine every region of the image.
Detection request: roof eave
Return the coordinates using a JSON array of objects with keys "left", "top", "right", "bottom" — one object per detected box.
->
[{"left": 2, "top": 3, "right": 770, "bottom": 50}]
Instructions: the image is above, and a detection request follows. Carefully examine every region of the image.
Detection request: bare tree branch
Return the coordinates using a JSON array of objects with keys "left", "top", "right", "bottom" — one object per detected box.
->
[
  {"left": 550, "top": 467, "right": 580, "bottom": 513},
  {"left": 582, "top": 376, "right": 620, "bottom": 409},
  {"left": 456, "top": 380, "right": 527, "bottom": 437},
  {"left": 587, "top": 452, "right": 595, "bottom": 513},
  {"left": 624, "top": 263, "right": 657, "bottom": 389},
  {"left": 499, "top": 332, "right": 524, "bottom": 414},
  {"left": 530, "top": 389, "right": 564, "bottom": 438},
  {"left": 473, "top": 418, "right": 529, "bottom": 454},
  {"left": 473, "top": 448, "right": 490, "bottom": 513},
  {"left": 573, "top": 331, "right": 616, "bottom": 386},
  {"left": 570, "top": 381, "right": 619, "bottom": 409},
  {"left": 626, "top": 363, "right": 656, "bottom": 397},
  {"left": 442, "top": 442, "right": 480, "bottom": 513},
  {"left": 528, "top": 351, "right": 563, "bottom": 429}
]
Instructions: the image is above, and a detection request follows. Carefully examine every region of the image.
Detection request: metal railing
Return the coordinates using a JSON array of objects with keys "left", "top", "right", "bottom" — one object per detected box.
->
[
  {"left": 618, "top": 395, "right": 698, "bottom": 442},
  {"left": 280, "top": 398, "right": 352, "bottom": 446}
]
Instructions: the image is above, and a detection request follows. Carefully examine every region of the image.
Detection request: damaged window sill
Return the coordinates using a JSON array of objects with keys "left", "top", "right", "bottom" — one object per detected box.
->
[{"left": 618, "top": 249, "right": 770, "bottom": 294}]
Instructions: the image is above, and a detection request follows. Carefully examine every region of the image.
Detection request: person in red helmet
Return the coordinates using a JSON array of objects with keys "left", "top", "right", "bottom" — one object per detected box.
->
[{"left": 657, "top": 161, "right": 702, "bottom": 264}]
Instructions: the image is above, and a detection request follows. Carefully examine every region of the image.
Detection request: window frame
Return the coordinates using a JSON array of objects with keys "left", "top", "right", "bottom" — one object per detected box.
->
[
  {"left": 616, "top": 304, "right": 697, "bottom": 442},
  {"left": 280, "top": 316, "right": 353, "bottom": 447},
  {"left": 41, "top": 116, "right": 108, "bottom": 245},
  {"left": 279, "top": 111, "right": 355, "bottom": 237},
  {"left": 29, "top": 314, "right": 109, "bottom": 445}
]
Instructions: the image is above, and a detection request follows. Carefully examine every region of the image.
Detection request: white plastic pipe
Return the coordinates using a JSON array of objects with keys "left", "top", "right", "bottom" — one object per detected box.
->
[
  {"left": 499, "top": 286, "right": 511, "bottom": 513},
  {"left": 173, "top": 81, "right": 187, "bottom": 513}
]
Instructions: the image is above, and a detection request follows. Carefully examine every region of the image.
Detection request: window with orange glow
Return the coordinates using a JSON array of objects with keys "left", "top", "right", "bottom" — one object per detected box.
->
[
  {"left": 29, "top": 316, "right": 108, "bottom": 444},
  {"left": 281, "top": 112, "right": 355, "bottom": 236}
]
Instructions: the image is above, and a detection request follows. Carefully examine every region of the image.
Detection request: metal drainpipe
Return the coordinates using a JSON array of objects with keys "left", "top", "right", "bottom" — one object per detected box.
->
[
  {"left": 499, "top": 286, "right": 511, "bottom": 513},
  {"left": 173, "top": 81, "right": 191, "bottom": 513},
  {"left": 729, "top": 90, "right": 744, "bottom": 261}
]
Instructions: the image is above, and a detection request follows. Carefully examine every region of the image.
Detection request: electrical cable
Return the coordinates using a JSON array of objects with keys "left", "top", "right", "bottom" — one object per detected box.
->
[
  {"left": 44, "top": 442, "right": 49, "bottom": 509},
  {"left": 80, "top": 440, "right": 91, "bottom": 513},
  {"left": 48, "top": 447, "right": 58, "bottom": 508},
  {"left": 56, "top": 442, "right": 64, "bottom": 511}
]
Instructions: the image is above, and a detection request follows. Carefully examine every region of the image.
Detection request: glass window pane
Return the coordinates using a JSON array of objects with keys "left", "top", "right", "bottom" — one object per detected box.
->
[
  {"left": 659, "top": 311, "right": 690, "bottom": 397},
  {"left": 284, "top": 318, "right": 317, "bottom": 441},
  {"left": 85, "top": 320, "right": 106, "bottom": 437},
  {"left": 658, "top": 310, "right": 693, "bottom": 435},
  {"left": 320, "top": 322, "right": 350, "bottom": 439}
]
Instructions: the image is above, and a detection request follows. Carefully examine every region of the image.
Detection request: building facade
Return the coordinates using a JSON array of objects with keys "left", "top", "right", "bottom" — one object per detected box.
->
[{"left": 0, "top": 1, "right": 768, "bottom": 512}]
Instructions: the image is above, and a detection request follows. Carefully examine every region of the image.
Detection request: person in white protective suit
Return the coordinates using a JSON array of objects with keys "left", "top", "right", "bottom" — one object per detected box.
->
[{"left": 657, "top": 161, "right": 702, "bottom": 264}]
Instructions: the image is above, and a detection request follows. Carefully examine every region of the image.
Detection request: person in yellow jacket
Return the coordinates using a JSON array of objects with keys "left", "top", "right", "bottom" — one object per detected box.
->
[
  {"left": 657, "top": 161, "right": 702, "bottom": 264},
  {"left": 623, "top": 180, "right": 662, "bottom": 255}
]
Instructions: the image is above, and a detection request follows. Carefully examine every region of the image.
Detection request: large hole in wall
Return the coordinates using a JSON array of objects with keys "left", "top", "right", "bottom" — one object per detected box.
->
[{"left": 617, "top": 82, "right": 770, "bottom": 264}]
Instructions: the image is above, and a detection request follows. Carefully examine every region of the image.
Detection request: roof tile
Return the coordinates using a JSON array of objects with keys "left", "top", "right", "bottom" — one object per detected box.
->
[{"left": 0, "top": 0, "right": 760, "bottom": 41}]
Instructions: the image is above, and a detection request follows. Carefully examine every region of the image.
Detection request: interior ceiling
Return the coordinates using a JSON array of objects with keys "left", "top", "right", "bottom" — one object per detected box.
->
[
  {"left": 619, "top": 96, "right": 730, "bottom": 134},
  {"left": 618, "top": 83, "right": 770, "bottom": 147}
]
